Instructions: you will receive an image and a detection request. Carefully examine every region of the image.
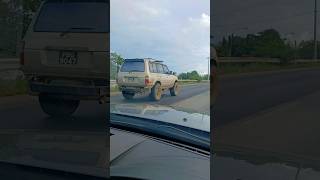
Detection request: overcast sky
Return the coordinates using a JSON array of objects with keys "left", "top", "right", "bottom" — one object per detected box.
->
[
  {"left": 111, "top": 0, "right": 210, "bottom": 74},
  {"left": 212, "top": 0, "right": 317, "bottom": 43}
]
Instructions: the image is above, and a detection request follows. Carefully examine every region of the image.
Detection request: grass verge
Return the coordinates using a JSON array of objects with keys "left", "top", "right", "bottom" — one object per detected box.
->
[
  {"left": 0, "top": 80, "right": 28, "bottom": 97},
  {"left": 218, "top": 62, "right": 320, "bottom": 75}
]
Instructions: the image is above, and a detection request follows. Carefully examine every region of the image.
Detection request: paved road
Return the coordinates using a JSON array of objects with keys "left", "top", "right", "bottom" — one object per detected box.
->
[
  {"left": 110, "top": 83, "right": 210, "bottom": 106},
  {"left": 2, "top": 67, "right": 320, "bottom": 130},
  {"left": 214, "top": 68, "right": 320, "bottom": 127},
  {"left": 0, "top": 83, "right": 209, "bottom": 130},
  {"left": 0, "top": 95, "right": 106, "bottom": 131}
]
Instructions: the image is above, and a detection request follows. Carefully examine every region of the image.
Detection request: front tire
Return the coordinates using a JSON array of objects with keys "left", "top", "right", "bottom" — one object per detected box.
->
[
  {"left": 151, "top": 83, "right": 162, "bottom": 101},
  {"left": 170, "top": 82, "right": 179, "bottom": 96},
  {"left": 39, "top": 94, "right": 79, "bottom": 117},
  {"left": 122, "top": 91, "right": 134, "bottom": 100}
]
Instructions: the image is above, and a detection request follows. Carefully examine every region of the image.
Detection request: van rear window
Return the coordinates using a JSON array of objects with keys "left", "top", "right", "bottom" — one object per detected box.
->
[
  {"left": 120, "top": 60, "right": 145, "bottom": 72},
  {"left": 34, "top": 0, "right": 109, "bottom": 32}
]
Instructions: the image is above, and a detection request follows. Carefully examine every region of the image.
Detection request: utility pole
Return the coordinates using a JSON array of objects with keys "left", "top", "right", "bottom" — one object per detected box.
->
[
  {"left": 207, "top": 57, "right": 210, "bottom": 81},
  {"left": 229, "top": 33, "right": 234, "bottom": 57},
  {"left": 15, "top": 0, "right": 23, "bottom": 57},
  {"left": 314, "top": 0, "right": 318, "bottom": 60}
]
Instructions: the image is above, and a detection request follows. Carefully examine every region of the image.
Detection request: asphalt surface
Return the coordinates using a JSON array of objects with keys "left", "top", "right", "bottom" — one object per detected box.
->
[
  {"left": 0, "top": 95, "right": 106, "bottom": 131},
  {"left": 0, "top": 83, "right": 209, "bottom": 130},
  {"left": 2, "top": 68, "right": 320, "bottom": 130},
  {"left": 214, "top": 68, "right": 320, "bottom": 127},
  {"left": 110, "top": 83, "right": 210, "bottom": 105}
]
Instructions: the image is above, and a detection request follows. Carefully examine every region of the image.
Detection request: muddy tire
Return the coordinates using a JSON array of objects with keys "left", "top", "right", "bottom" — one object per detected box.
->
[
  {"left": 170, "top": 82, "right": 179, "bottom": 96},
  {"left": 122, "top": 91, "right": 134, "bottom": 100},
  {"left": 39, "top": 94, "right": 79, "bottom": 117},
  {"left": 151, "top": 83, "right": 162, "bottom": 101}
]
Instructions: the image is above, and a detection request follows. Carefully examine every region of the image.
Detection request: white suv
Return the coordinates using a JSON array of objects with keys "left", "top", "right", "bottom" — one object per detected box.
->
[{"left": 117, "top": 58, "right": 179, "bottom": 101}]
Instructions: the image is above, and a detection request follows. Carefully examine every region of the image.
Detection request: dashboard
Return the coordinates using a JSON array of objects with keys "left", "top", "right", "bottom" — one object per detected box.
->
[{"left": 110, "top": 128, "right": 210, "bottom": 180}]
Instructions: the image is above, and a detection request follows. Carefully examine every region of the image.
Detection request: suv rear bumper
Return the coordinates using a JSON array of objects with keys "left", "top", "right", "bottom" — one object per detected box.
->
[
  {"left": 29, "top": 81, "right": 108, "bottom": 100},
  {"left": 119, "top": 86, "right": 152, "bottom": 94}
]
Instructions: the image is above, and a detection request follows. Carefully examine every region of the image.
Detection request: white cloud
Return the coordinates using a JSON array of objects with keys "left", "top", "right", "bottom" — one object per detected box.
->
[
  {"left": 137, "top": 2, "right": 169, "bottom": 17},
  {"left": 189, "top": 13, "right": 210, "bottom": 28},
  {"left": 111, "top": 0, "right": 210, "bottom": 74}
]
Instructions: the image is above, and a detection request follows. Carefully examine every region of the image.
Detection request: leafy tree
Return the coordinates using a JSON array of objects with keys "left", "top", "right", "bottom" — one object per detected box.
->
[
  {"left": 178, "top": 70, "right": 202, "bottom": 81},
  {"left": 22, "top": 0, "right": 41, "bottom": 37},
  {"left": 253, "top": 29, "right": 287, "bottom": 58},
  {"left": 0, "top": 0, "right": 41, "bottom": 57},
  {"left": 298, "top": 40, "right": 320, "bottom": 59},
  {"left": 215, "top": 29, "right": 298, "bottom": 61},
  {"left": 110, "top": 52, "right": 124, "bottom": 72},
  {"left": 110, "top": 52, "right": 124, "bottom": 79}
]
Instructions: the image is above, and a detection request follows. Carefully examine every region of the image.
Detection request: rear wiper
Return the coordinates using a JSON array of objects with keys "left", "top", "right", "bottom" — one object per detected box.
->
[{"left": 60, "top": 27, "right": 95, "bottom": 36}]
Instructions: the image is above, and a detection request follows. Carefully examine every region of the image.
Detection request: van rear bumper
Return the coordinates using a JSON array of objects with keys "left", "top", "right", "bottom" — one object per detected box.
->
[{"left": 29, "top": 82, "right": 108, "bottom": 100}]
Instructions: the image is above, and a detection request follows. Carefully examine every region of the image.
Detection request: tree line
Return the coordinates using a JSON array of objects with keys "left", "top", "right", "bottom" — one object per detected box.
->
[
  {"left": 0, "top": 0, "right": 41, "bottom": 57},
  {"left": 215, "top": 29, "right": 320, "bottom": 62}
]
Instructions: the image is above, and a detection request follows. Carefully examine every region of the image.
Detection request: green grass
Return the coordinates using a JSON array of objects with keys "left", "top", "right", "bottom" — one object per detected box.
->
[
  {"left": 0, "top": 80, "right": 28, "bottom": 97},
  {"left": 110, "top": 85, "right": 120, "bottom": 93},
  {"left": 218, "top": 62, "right": 320, "bottom": 75},
  {"left": 178, "top": 80, "right": 203, "bottom": 84}
]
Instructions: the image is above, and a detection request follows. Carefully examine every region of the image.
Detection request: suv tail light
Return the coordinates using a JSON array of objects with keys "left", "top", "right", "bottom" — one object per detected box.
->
[
  {"left": 19, "top": 41, "right": 25, "bottom": 65},
  {"left": 145, "top": 76, "right": 150, "bottom": 85}
]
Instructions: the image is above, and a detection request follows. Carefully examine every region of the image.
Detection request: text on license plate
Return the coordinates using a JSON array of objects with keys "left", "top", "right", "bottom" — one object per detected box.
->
[{"left": 59, "top": 51, "right": 78, "bottom": 65}]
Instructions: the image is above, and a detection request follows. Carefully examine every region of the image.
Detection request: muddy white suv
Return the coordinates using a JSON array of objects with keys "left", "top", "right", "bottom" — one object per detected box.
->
[
  {"left": 117, "top": 58, "right": 179, "bottom": 101},
  {"left": 20, "top": 0, "right": 109, "bottom": 117}
]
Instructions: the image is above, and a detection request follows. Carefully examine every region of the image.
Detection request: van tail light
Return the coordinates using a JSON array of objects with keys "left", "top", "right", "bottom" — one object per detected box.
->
[
  {"left": 145, "top": 76, "right": 150, "bottom": 85},
  {"left": 19, "top": 41, "right": 25, "bottom": 65}
]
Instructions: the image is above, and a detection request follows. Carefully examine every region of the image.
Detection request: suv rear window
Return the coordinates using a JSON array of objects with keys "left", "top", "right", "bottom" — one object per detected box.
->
[
  {"left": 120, "top": 60, "right": 145, "bottom": 72},
  {"left": 34, "top": 0, "right": 109, "bottom": 32}
]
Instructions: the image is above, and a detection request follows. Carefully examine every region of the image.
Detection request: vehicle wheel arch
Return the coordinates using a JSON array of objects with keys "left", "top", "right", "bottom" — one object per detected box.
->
[{"left": 154, "top": 81, "right": 161, "bottom": 86}]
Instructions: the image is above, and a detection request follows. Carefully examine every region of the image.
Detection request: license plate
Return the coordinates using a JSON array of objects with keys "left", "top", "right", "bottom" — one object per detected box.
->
[
  {"left": 59, "top": 51, "right": 78, "bottom": 65},
  {"left": 127, "top": 77, "right": 135, "bottom": 81}
]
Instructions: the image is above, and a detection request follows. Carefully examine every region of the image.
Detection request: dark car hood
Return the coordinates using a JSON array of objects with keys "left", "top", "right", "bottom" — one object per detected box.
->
[{"left": 110, "top": 103, "right": 210, "bottom": 132}]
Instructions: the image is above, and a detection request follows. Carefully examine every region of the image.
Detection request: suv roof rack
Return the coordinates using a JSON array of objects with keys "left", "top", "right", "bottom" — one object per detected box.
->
[{"left": 153, "top": 60, "right": 163, "bottom": 63}]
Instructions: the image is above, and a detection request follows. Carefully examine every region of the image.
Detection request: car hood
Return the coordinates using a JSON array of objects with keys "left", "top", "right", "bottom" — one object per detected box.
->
[{"left": 110, "top": 103, "right": 210, "bottom": 132}]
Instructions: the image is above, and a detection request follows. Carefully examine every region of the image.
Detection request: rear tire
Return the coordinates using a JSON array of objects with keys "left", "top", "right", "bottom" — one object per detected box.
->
[
  {"left": 170, "top": 82, "right": 179, "bottom": 96},
  {"left": 151, "top": 83, "right": 162, "bottom": 101},
  {"left": 39, "top": 94, "right": 79, "bottom": 117},
  {"left": 122, "top": 91, "right": 134, "bottom": 100}
]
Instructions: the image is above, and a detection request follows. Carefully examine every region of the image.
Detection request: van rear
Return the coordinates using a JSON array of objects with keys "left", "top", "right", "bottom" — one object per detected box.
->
[{"left": 21, "top": 0, "right": 109, "bottom": 79}]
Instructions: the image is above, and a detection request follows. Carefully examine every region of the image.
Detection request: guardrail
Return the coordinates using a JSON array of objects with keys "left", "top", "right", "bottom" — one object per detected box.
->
[
  {"left": 219, "top": 57, "right": 320, "bottom": 63},
  {"left": 110, "top": 79, "right": 209, "bottom": 87},
  {"left": 0, "top": 58, "right": 20, "bottom": 72}
]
